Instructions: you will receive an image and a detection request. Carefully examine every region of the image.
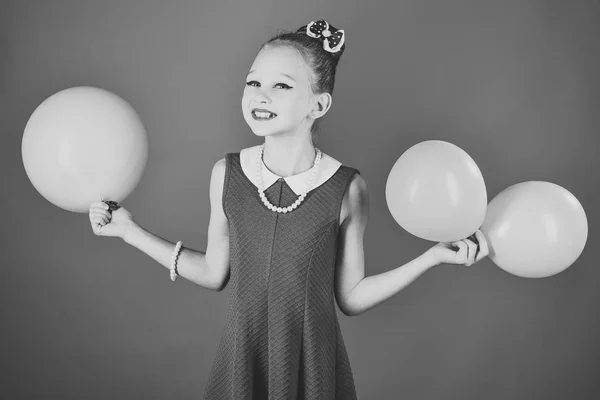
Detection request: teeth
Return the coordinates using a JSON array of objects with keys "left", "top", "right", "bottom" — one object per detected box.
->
[{"left": 253, "top": 111, "right": 275, "bottom": 119}]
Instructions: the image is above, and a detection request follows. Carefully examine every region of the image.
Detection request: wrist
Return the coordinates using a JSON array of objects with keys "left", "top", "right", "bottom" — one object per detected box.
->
[
  {"left": 423, "top": 247, "right": 441, "bottom": 268},
  {"left": 122, "top": 220, "right": 141, "bottom": 243}
]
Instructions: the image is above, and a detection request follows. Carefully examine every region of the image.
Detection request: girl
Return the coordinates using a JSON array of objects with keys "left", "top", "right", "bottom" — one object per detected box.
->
[{"left": 89, "top": 19, "right": 489, "bottom": 400}]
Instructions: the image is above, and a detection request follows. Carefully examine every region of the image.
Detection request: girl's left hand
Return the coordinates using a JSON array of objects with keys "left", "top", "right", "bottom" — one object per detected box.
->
[{"left": 428, "top": 230, "right": 490, "bottom": 267}]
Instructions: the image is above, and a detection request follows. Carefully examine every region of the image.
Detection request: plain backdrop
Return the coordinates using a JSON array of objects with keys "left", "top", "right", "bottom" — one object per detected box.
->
[{"left": 2, "top": 0, "right": 599, "bottom": 399}]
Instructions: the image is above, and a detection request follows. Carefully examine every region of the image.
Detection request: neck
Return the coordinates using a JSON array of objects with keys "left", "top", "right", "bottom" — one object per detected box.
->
[{"left": 261, "top": 135, "right": 316, "bottom": 177}]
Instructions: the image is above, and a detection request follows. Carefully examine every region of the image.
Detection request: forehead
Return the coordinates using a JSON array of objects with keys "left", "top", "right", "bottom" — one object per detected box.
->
[{"left": 248, "top": 45, "right": 311, "bottom": 80}]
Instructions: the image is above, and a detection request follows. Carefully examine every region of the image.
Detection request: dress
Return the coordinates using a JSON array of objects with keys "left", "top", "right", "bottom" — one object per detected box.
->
[{"left": 204, "top": 146, "right": 361, "bottom": 400}]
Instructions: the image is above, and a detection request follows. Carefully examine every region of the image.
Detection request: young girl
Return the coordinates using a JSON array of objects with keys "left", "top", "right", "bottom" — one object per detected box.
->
[{"left": 88, "top": 19, "right": 488, "bottom": 400}]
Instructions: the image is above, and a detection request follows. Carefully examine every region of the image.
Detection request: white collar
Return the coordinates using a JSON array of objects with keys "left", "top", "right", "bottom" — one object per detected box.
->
[{"left": 240, "top": 145, "right": 342, "bottom": 195}]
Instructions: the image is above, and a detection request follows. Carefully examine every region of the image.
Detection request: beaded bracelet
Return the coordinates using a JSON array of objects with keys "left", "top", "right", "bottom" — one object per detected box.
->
[{"left": 170, "top": 240, "right": 183, "bottom": 281}]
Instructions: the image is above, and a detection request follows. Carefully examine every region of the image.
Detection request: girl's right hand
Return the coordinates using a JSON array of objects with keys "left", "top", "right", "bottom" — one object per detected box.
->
[{"left": 88, "top": 201, "right": 134, "bottom": 239}]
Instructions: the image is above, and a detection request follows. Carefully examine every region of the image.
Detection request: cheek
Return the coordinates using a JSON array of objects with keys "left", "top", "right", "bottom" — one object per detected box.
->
[
  {"left": 241, "top": 90, "right": 252, "bottom": 109},
  {"left": 290, "top": 93, "right": 312, "bottom": 116}
]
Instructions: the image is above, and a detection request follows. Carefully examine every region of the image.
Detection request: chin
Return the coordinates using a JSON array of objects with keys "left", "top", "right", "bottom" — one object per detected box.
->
[
  {"left": 252, "top": 130, "right": 283, "bottom": 139},
  {"left": 251, "top": 130, "right": 269, "bottom": 137},
  {"left": 248, "top": 123, "right": 285, "bottom": 137},
  {"left": 245, "top": 118, "right": 298, "bottom": 138}
]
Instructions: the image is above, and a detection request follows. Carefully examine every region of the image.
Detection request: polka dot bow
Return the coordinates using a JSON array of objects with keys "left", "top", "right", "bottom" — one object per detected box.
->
[{"left": 306, "top": 20, "right": 345, "bottom": 53}]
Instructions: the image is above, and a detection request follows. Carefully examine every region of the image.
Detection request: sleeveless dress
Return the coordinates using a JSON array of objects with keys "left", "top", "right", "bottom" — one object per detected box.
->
[{"left": 204, "top": 146, "right": 361, "bottom": 400}]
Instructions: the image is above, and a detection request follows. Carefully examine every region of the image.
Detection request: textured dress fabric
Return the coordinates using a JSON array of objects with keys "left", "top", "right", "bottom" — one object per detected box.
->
[{"left": 203, "top": 151, "right": 361, "bottom": 400}]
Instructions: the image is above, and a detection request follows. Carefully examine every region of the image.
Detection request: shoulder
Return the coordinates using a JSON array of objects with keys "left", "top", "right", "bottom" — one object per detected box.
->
[
  {"left": 346, "top": 172, "right": 369, "bottom": 213},
  {"left": 211, "top": 145, "right": 256, "bottom": 183},
  {"left": 210, "top": 157, "right": 227, "bottom": 197},
  {"left": 210, "top": 150, "right": 240, "bottom": 195},
  {"left": 213, "top": 145, "right": 253, "bottom": 175},
  {"left": 211, "top": 146, "right": 257, "bottom": 181},
  {"left": 341, "top": 171, "right": 369, "bottom": 225},
  {"left": 212, "top": 156, "right": 227, "bottom": 176}
]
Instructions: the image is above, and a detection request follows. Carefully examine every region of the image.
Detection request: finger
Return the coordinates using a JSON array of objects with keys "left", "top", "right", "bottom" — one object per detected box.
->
[
  {"left": 89, "top": 206, "right": 108, "bottom": 216},
  {"left": 91, "top": 209, "right": 111, "bottom": 219},
  {"left": 90, "top": 211, "right": 109, "bottom": 224},
  {"left": 94, "top": 223, "right": 108, "bottom": 236},
  {"left": 452, "top": 241, "right": 467, "bottom": 264},
  {"left": 463, "top": 239, "right": 477, "bottom": 266},
  {"left": 89, "top": 211, "right": 100, "bottom": 224},
  {"left": 89, "top": 211, "right": 110, "bottom": 224},
  {"left": 91, "top": 215, "right": 107, "bottom": 226},
  {"left": 474, "top": 230, "right": 490, "bottom": 261},
  {"left": 91, "top": 201, "right": 109, "bottom": 210}
]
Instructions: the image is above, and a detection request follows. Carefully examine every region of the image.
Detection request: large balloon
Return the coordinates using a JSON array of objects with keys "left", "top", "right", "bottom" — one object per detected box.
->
[
  {"left": 385, "top": 140, "right": 487, "bottom": 242},
  {"left": 22, "top": 86, "right": 148, "bottom": 213},
  {"left": 481, "top": 181, "right": 588, "bottom": 278}
]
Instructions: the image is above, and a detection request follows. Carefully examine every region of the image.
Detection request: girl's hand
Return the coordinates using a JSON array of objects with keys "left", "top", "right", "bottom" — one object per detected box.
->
[
  {"left": 88, "top": 200, "right": 134, "bottom": 239},
  {"left": 428, "top": 230, "right": 490, "bottom": 267}
]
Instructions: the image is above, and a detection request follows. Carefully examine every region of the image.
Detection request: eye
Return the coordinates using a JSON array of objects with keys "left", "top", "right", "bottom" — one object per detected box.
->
[
  {"left": 274, "top": 83, "right": 292, "bottom": 89},
  {"left": 246, "top": 81, "right": 260, "bottom": 87}
]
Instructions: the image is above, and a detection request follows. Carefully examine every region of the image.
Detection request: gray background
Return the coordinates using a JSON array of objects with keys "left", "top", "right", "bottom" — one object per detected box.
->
[{"left": 2, "top": 0, "right": 599, "bottom": 399}]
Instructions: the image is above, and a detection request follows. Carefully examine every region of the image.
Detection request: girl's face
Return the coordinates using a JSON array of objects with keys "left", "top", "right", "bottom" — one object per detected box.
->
[{"left": 242, "top": 45, "right": 317, "bottom": 138}]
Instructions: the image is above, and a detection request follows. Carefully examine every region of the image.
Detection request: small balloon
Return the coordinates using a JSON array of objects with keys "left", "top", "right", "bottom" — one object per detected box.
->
[
  {"left": 481, "top": 181, "right": 588, "bottom": 278},
  {"left": 385, "top": 140, "right": 487, "bottom": 242},
  {"left": 22, "top": 86, "right": 148, "bottom": 213}
]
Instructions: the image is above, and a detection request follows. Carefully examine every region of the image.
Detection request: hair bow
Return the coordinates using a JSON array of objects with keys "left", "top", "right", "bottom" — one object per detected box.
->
[{"left": 306, "top": 20, "right": 345, "bottom": 53}]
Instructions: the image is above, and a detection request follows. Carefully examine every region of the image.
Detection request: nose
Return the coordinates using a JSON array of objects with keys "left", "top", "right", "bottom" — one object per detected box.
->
[{"left": 254, "top": 88, "right": 271, "bottom": 104}]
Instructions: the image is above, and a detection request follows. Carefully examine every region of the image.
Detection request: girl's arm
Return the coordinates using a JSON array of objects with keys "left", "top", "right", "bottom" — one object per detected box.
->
[
  {"left": 123, "top": 222, "right": 215, "bottom": 288},
  {"left": 334, "top": 174, "right": 482, "bottom": 316},
  {"left": 122, "top": 158, "right": 231, "bottom": 291}
]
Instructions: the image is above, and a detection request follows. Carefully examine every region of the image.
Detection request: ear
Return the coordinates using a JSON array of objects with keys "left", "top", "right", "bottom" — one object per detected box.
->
[{"left": 308, "top": 92, "right": 332, "bottom": 120}]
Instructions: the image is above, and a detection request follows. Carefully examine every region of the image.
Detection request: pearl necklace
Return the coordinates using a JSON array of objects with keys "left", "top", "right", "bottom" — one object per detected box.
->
[{"left": 256, "top": 144, "right": 322, "bottom": 213}]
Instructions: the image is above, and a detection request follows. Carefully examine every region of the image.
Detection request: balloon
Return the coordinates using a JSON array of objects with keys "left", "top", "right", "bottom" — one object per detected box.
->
[
  {"left": 481, "top": 181, "right": 588, "bottom": 278},
  {"left": 22, "top": 86, "right": 148, "bottom": 213},
  {"left": 385, "top": 140, "right": 487, "bottom": 242}
]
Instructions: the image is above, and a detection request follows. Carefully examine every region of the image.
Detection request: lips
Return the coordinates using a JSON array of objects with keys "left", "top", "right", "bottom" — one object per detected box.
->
[{"left": 251, "top": 108, "right": 277, "bottom": 121}]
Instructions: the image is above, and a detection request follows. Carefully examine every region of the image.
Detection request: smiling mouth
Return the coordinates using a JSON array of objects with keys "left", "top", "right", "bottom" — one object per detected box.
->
[{"left": 251, "top": 109, "right": 277, "bottom": 121}]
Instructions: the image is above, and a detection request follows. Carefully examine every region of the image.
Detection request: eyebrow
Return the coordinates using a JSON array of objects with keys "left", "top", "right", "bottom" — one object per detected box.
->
[{"left": 247, "top": 70, "right": 296, "bottom": 82}]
